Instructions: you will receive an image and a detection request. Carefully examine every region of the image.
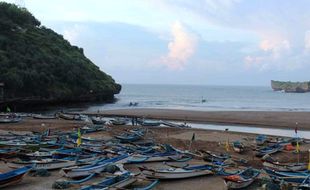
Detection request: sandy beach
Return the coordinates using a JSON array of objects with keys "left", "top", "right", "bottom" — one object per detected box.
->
[
  {"left": 0, "top": 109, "right": 309, "bottom": 190},
  {"left": 85, "top": 108, "right": 310, "bottom": 130}
]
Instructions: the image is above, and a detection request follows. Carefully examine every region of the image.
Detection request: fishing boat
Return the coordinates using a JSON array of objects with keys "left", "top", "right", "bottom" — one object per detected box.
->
[
  {"left": 0, "top": 116, "right": 22, "bottom": 124},
  {"left": 264, "top": 168, "right": 310, "bottom": 187},
  {"left": 114, "top": 144, "right": 154, "bottom": 154},
  {"left": 139, "top": 164, "right": 213, "bottom": 179},
  {"left": 32, "top": 114, "right": 56, "bottom": 119},
  {"left": 90, "top": 116, "right": 107, "bottom": 125},
  {"left": 81, "top": 172, "right": 135, "bottom": 190},
  {"left": 255, "top": 143, "right": 283, "bottom": 157},
  {"left": 0, "top": 165, "right": 32, "bottom": 188},
  {"left": 7, "top": 156, "right": 97, "bottom": 170},
  {"left": 137, "top": 119, "right": 161, "bottom": 127},
  {"left": 58, "top": 112, "right": 81, "bottom": 120},
  {"left": 60, "top": 154, "right": 129, "bottom": 178},
  {"left": 201, "top": 151, "right": 230, "bottom": 163},
  {"left": 132, "top": 179, "right": 159, "bottom": 190},
  {"left": 255, "top": 134, "right": 267, "bottom": 145},
  {"left": 80, "top": 125, "right": 106, "bottom": 134},
  {"left": 232, "top": 141, "right": 245, "bottom": 153},
  {"left": 127, "top": 153, "right": 191, "bottom": 163},
  {"left": 7, "top": 159, "right": 78, "bottom": 170},
  {"left": 161, "top": 121, "right": 191, "bottom": 128},
  {"left": 0, "top": 148, "right": 20, "bottom": 158},
  {"left": 25, "top": 151, "right": 53, "bottom": 158},
  {"left": 115, "top": 129, "right": 145, "bottom": 143},
  {"left": 110, "top": 118, "right": 129, "bottom": 125},
  {"left": 223, "top": 168, "right": 261, "bottom": 189},
  {"left": 262, "top": 155, "right": 307, "bottom": 171}
]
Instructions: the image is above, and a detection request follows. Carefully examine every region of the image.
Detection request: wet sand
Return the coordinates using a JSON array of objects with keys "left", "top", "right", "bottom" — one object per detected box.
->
[{"left": 84, "top": 108, "right": 310, "bottom": 130}]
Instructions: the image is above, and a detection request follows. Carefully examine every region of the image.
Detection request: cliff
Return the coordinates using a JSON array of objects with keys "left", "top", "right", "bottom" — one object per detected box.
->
[
  {"left": 271, "top": 80, "right": 310, "bottom": 93},
  {"left": 0, "top": 3, "right": 121, "bottom": 107}
]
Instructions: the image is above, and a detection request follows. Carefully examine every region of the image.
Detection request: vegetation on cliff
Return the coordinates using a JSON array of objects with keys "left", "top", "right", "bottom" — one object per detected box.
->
[
  {"left": 0, "top": 2, "right": 121, "bottom": 103},
  {"left": 271, "top": 80, "right": 310, "bottom": 93}
]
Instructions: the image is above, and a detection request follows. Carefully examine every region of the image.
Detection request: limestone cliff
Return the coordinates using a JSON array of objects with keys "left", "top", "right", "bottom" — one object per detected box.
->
[{"left": 271, "top": 80, "right": 310, "bottom": 93}]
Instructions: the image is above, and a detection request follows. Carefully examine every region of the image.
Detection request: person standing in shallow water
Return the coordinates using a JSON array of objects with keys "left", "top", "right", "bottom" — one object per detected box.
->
[
  {"left": 135, "top": 117, "right": 138, "bottom": 125},
  {"left": 131, "top": 117, "right": 134, "bottom": 126}
]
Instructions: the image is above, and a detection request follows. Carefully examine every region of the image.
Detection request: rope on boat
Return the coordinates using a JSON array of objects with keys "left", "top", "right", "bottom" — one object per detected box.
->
[
  {"left": 29, "top": 169, "right": 50, "bottom": 177},
  {"left": 52, "top": 181, "right": 71, "bottom": 189},
  {"left": 104, "top": 164, "right": 121, "bottom": 173},
  {"left": 257, "top": 177, "right": 281, "bottom": 190}
]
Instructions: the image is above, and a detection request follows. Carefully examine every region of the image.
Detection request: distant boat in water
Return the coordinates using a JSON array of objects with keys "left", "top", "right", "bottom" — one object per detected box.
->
[{"left": 129, "top": 102, "right": 138, "bottom": 107}]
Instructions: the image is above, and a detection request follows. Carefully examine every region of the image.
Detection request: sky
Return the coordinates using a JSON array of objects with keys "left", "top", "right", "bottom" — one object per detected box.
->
[{"left": 3, "top": 0, "right": 310, "bottom": 86}]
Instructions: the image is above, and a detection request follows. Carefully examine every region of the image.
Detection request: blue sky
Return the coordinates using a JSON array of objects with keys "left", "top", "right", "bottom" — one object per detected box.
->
[{"left": 3, "top": 0, "right": 310, "bottom": 85}]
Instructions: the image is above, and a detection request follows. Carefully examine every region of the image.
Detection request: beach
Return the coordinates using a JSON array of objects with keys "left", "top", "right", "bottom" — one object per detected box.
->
[
  {"left": 85, "top": 108, "right": 310, "bottom": 130},
  {"left": 0, "top": 109, "right": 309, "bottom": 190}
]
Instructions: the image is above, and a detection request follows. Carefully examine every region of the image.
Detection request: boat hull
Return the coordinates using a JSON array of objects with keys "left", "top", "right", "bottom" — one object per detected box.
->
[
  {"left": 225, "top": 179, "right": 254, "bottom": 189},
  {"left": 8, "top": 160, "right": 77, "bottom": 170},
  {"left": 263, "top": 161, "right": 307, "bottom": 172},
  {"left": 140, "top": 167, "right": 212, "bottom": 179}
]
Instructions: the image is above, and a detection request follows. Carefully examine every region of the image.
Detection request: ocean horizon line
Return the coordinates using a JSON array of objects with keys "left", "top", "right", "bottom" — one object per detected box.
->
[{"left": 120, "top": 83, "right": 270, "bottom": 88}]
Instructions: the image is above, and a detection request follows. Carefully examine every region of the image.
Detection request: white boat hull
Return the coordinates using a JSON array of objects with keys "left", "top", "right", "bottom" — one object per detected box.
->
[
  {"left": 263, "top": 161, "right": 307, "bottom": 171},
  {"left": 141, "top": 168, "right": 212, "bottom": 179},
  {"left": 8, "top": 160, "right": 77, "bottom": 170}
]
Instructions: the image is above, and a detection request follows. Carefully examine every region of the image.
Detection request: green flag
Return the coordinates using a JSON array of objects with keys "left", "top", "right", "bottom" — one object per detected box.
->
[{"left": 76, "top": 128, "right": 82, "bottom": 146}]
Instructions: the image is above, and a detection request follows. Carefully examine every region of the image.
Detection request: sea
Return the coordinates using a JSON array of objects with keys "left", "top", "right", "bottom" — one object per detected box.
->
[
  {"left": 63, "top": 84, "right": 310, "bottom": 138},
  {"left": 85, "top": 84, "right": 310, "bottom": 112}
]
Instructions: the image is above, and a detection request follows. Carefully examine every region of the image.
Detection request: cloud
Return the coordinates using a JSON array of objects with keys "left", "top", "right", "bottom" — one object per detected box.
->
[
  {"left": 304, "top": 31, "right": 310, "bottom": 50},
  {"left": 155, "top": 0, "right": 310, "bottom": 71},
  {"left": 161, "top": 21, "right": 198, "bottom": 70}
]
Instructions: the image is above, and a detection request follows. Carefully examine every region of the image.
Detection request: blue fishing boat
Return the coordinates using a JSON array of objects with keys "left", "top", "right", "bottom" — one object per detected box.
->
[
  {"left": 264, "top": 168, "right": 310, "bottom": 186},
  {"left": 223, "top": 168, "right": 260, "bottom": 189},
  {"left": 115, "top": 129, "right": 145, "bottom": 143},
  {"left": 255, "top": 143, "right": 283, "bottom": 157},
  {"left": 81, "top": 172, "right": 133, "bottom": 190},
  {"left": 61, "top": 154, "right": 129, "bottom": 178},
  {"left": 232, "top": 141, "right": 245, "bottom": 153},
  {"left": 255, "top": 134, "right": 267, "bottom": 145},
  {"left": 0, "top": 165, "right": 32, "bottom": 188},
  {"left": 139, "top": 164, "right": 213, "bottom": 179},
  {"left": 127, "top": 152, "right": 191, "bottom": 164}
]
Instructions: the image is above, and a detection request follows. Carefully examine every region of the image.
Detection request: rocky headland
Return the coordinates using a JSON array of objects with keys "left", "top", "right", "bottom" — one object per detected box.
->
[
  {"left": 0, "top": 3, "right": 121, "bottom": 110},
  {"left": 271, "top": 80, "right": 310, "bottom": 93}
]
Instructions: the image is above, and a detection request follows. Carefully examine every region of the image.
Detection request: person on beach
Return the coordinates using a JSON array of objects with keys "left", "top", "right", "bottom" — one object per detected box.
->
[
  {"left": 131, "top": 117, "right": 134, "bottom": 126},
  {"left": 135, "top": 117, "right": 138, "bottom": 125}
]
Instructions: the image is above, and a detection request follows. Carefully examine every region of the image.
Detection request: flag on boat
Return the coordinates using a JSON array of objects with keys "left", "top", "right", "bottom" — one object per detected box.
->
[
  {"left": 191, "top": 133, "right": 195, "bottom": 142},
  {"left": 308, "top": 149, "right": 310, "bottom": 170},
  {"left": 76, "top": 128, "right": 82, "bottom": 146},
  {"left": 296, "top": 141, "right": 300, "bottom": 153},
  {"left": 225, "top": 140, "right": 230, "bottom": 151}
]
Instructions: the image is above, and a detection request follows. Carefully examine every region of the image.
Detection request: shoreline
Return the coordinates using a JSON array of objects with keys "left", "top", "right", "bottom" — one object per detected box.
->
[{"left": 81, "top": 108, "right": 310, "bottom": 131}]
